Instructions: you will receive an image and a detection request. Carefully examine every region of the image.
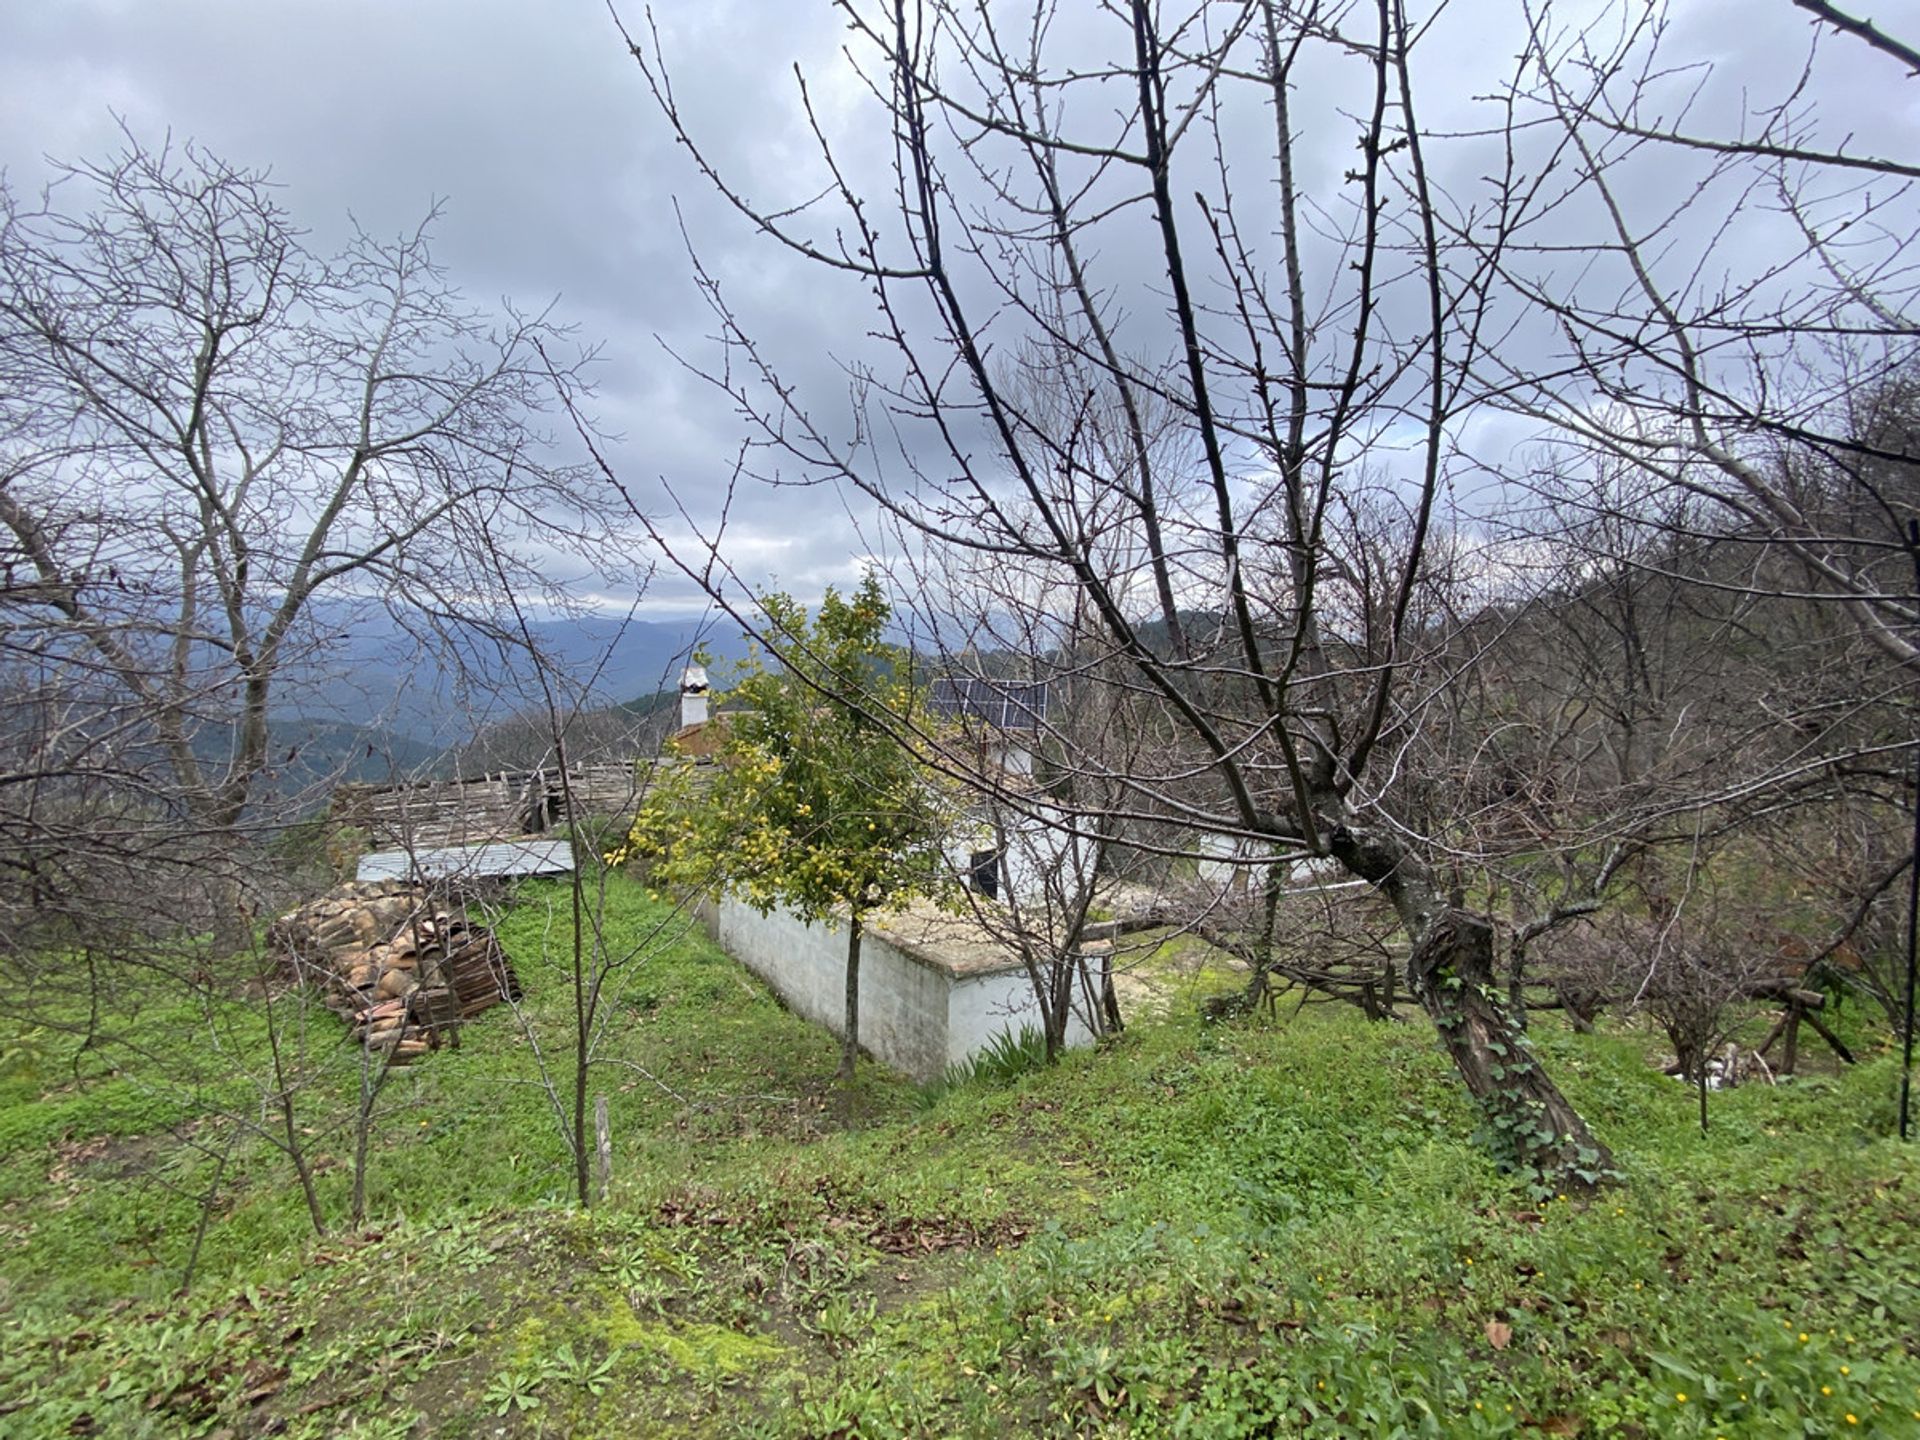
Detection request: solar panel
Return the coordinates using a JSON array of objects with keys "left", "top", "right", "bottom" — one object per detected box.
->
[{"left": 928, "top": 677, "right": 1048, "bottom": 730}]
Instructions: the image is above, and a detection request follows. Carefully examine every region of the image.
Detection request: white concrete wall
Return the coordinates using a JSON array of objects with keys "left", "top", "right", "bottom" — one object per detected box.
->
[
  {"left": 708, "top": 896, "right": 1088, "bottom": 1081},
  {"left": 1001, "top": 805, "right": 1093, "bottom": 906},
  {"left": 944, "top": 802, "right": 1093, "bottom": 907},
  {"left": 1196, "top": 833, "right": 1279, "bottom": 890},
  {"left": 947, "top": 968, "right": 1095, "bottom": 1071},
  {"left": 986, "top": 738, "right": 1034, "bottom": 777}
]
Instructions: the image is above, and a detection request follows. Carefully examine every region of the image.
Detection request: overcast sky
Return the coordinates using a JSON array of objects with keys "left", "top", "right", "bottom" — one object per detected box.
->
[{"left": 4, "top": 0, "right": 1915, "bottom": 622}]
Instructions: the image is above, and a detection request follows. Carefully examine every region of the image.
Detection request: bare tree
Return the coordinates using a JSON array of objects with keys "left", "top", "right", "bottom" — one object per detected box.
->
[
  {"left": 622, "top": 0, "right": 1619, "bottom": 1186},
  {"left": 1383, "top": 454, "right": 1905, "bottom": 1032},
  {"left": 948, "top": 786, "right": 1127, "bottom": 1061},
  {"left": 1479, "top": 3, "right": 1920, "bottom": 677},
  {"left": 1544, "top": 858, "right": 1810, "bottom": 1136},
  {"left": 0, "top": 130, "right": 624, "bottom": 950}
]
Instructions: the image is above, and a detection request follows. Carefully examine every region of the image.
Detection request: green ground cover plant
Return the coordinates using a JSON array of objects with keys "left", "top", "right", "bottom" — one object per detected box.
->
[{"left": 0, "top": 871, "right": 1915, "bottom": 1437}]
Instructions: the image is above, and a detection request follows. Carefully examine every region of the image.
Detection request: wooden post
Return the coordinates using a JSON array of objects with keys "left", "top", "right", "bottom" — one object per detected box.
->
[
  {"left": 1901, "top": 519, "right": 1920, "bottom": 1140},
  {"left": 1756, "top": 1007, "right": 1791, "bottom": 1059},
  {"left": 1800, "top": 1009, "right": 1857, "bottom": 1066},
  {"left": 594, "top": 1094, "right": 612, "bottom": 1205}
]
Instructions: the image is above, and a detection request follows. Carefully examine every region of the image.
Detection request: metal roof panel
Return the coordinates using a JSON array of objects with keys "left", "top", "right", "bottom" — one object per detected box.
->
[{"left": 356, "top": 838, "right": 577, "bottom": 883}]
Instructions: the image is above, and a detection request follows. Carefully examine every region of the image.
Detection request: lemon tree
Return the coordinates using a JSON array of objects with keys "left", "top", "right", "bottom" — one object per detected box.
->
[{"left": 617, "top": 576, "right": 955, "bottom": 1080}]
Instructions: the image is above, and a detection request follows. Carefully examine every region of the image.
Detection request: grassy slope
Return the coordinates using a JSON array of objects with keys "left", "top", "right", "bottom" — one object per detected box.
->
[{"left": 0, "top": 873, "right": 1914, "bottom": 1438}]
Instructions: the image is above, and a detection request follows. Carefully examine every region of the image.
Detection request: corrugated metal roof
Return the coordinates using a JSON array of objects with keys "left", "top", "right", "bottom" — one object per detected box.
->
[
  {"left": 928, "top": 676, "right": 1049, "bottom": 730},
  {"left": 356, "top": 838, "right": 577, "bottom": 883}
]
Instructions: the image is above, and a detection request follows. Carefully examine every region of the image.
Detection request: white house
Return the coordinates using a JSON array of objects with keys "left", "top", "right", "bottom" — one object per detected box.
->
[
  {"left": 664, "top": 660, "right": 1375, "bottom": 1072},
  {"left": 706, "top": 896, "right": 1095, "bottom": 1082},
  {"left": 667, "top": 664, "right": 1098, "bottom": 1077},
  {"left": 926, "top": 675, "right": 1089, "bottom": 904}
]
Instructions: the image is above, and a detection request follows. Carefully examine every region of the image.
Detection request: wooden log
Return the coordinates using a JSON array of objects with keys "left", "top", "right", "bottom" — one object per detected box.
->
[
  {"left": 1799, "top": 1009, "right": 1856, "bottom": 1066},
  {"left": 1756, "top": 1007, "right": 1792, "bottom": 1059},
  {"left": 278, "top": 879, "right": 514, "bottom": 1057}
]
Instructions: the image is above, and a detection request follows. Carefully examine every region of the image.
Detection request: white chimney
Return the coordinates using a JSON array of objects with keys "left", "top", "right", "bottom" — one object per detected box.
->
[{"left": 679, "top": 663, "right": 710, "bottom": 729}]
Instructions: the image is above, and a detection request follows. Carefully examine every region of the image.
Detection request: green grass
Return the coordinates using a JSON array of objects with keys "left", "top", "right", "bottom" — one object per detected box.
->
[{"left": 1, "top": 871, "right": 1917, "bottom": 1437}]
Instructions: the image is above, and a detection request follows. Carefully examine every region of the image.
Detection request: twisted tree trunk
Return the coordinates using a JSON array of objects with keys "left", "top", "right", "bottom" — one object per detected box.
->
[
  {"left": 1330, "top": 821, "right": 1614, "bottom": 1190},
  {"left": 1408, "top": 911, "right": 1612, "bottom": 1187}
]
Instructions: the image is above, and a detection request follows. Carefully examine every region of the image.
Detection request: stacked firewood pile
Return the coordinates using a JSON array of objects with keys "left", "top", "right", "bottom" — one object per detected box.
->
[{"left": 270, "top": 880, "right": 522, "bottom": 1065}]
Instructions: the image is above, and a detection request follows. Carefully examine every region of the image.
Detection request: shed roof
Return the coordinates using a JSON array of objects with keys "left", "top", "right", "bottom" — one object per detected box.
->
[{"left": 356, "top": 838, "right": 576, "bottom": 884}]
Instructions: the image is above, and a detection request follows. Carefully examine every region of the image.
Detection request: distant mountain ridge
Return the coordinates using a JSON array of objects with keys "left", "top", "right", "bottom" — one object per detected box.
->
[{"left": 283, "top": 605, "right": 751, "bottom": 747}]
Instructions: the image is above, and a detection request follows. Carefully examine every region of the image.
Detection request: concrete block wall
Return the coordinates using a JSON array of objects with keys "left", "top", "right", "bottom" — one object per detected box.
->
[
  {"left": 946, "top": 968, "right": 1094, "bottom": 1071},
  {"left": 708, "top": 897, "right": 1091, "bottom": 1081}
]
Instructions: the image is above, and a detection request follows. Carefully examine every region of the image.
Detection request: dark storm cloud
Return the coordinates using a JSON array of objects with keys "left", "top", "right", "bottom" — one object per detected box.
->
[
  {"left": 0, "top": 0, "right": 877, "bottom": 616},
  {"left": 3, "top": 1, "right": 1914, "bottom": 620}
]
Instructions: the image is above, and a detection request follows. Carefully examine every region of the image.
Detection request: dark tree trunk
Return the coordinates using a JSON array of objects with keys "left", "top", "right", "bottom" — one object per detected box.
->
[
  {"left": 257, "top": 982, "right": 328, "bottom": 1237},
  {"left": 351, "top": 1065, "right": 375, "bottom": 1227},
  {"left": 180, "top": 1124, "right": 238, "bottom": 1295},
  {"left": 1011, "top": 944, "right": 1064, "bottom": 1062},
  {"left": 1407, "top": 910, "right": 1614, "bottom": 1189},
  {"left": 1559, "top": 990, "right": 1598, "bottom": 1034},
  {"left": 568, "top": 812, "right": 597, "bottom": 1208},
  {"left": 208, "top": 869, "right": 254, "bottom": 958},
  {"left": 350, "top": 1033, "right": 397, "bottom": 1228},
  {"left": 1507, "top": 932, "right": 1530, "bottom": 1030},
  {"left": 1242, "top": 860, "right": 1286, "bottom": 1010},
  {"left": 1047, "top": 954, "right": 1076, "bottom": 1059},
  {"left": 839, "top": 913, "right": 862, "bottom": 1082},
  {"left": 1330, "top": 819, "right": 1613, "bottom": 1190},
  {"left": 277, "top": 1087, "right": 327, "bottom": 1237}
]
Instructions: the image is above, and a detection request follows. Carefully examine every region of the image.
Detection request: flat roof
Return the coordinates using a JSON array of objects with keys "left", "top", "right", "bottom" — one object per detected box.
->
[
  {"left": 356, "top": 838, "right": 576, "bottom": 883},
  {"left": 872, "top": 897, "right": 1035, "bottom": 980}
]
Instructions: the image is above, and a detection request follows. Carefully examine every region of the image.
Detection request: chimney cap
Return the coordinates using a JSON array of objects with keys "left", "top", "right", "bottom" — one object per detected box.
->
[{"left": 680, "top": 663, "right": 710, "bottom": 694}]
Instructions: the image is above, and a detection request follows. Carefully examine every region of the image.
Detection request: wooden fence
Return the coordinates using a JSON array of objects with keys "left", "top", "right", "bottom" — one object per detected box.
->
[{"left": 330, "top": 761, "right": 648, "bottom": 850}]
